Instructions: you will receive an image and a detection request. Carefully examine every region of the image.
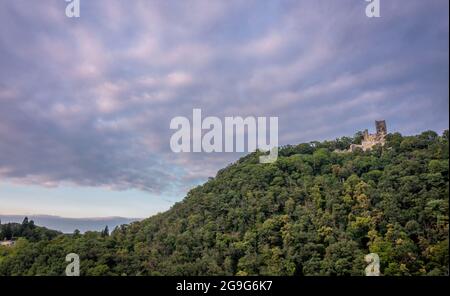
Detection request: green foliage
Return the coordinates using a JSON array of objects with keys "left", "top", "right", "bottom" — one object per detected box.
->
[{"left": 0, "top": 130, "right": 448, "bottom": 276}]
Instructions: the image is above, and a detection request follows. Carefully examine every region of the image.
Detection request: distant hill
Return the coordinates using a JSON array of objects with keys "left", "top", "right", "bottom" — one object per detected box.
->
[
  {"left": 0, "top": 217, "right": 61, "bottom": 242},
  {"left": 0, "top": 130, "right": 448, "bottom": 276},
  {"left": 0, "top": 215, "right": 140, "bottom": 233}
]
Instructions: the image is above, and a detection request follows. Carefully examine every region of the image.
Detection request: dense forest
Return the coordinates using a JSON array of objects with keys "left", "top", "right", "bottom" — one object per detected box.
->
[{"left": 0, "top": 130, "right": 448, "bottom": 276}]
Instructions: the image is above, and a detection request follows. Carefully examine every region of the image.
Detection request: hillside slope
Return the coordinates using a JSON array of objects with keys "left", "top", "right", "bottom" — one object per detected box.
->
[{"left": 0, "top": 130, "right": 448, "bottom": 276}]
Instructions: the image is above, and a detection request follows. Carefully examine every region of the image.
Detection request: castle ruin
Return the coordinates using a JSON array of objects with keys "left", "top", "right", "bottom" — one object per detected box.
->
[{"left": 348, "top": 120, "right": 387, "bottom": 152}]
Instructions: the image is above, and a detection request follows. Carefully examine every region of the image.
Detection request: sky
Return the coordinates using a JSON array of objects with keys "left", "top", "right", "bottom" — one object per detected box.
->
[{"left": 0, "top": 0, "right": 448, "bottom": 218}]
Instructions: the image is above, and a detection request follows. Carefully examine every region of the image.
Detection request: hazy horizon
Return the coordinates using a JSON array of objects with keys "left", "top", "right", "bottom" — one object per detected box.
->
[{"left": 0, "top": 214, "right": 141, "bottom": 233}]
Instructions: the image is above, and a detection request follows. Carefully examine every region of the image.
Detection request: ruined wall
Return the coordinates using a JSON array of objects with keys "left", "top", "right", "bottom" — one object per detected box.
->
[{"left": 347, "top": 120, "right": 387, "bottom": 152}]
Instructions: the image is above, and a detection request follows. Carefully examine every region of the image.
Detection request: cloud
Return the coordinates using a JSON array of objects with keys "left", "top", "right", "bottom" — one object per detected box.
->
[{"left": 0, "top": 0, "right": 448, "bottom": 198}]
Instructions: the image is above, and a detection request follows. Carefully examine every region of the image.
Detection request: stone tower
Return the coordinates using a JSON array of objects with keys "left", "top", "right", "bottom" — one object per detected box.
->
[{"left": 375, "top": 120, "right": 387, "bottom": 136}]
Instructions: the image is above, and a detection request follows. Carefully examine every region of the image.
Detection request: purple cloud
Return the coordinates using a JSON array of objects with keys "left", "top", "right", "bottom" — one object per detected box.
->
[{"left": 0, "top": 0, "right": 448, "bottom": 195}]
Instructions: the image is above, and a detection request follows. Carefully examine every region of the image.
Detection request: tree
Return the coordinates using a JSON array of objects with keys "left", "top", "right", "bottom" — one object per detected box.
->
[{"left": 101, "top": 226, "right": 109, "bottom": 237}]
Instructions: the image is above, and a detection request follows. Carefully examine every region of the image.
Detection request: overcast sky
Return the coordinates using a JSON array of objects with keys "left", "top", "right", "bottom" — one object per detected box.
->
[{"left": 0, "top": 0, "right": 448, "bottom": 218}]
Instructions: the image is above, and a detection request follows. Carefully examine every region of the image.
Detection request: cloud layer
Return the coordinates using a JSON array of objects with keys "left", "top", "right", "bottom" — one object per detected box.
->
[{"left": 0, "top": 0, "right": 448, "bottom": 195}]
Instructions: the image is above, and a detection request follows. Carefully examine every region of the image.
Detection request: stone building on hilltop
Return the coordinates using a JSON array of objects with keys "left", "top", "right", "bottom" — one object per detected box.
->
[{"left": 348, "top": 120, "right": 387, "bottom": 152}]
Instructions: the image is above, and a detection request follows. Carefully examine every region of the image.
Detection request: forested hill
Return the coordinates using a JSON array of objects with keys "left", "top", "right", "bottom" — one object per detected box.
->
[
  {"left": 0, "top": 130, "right": 448, "bottom": 276},
  {"left": 0, "top": 217, "right": 61, "bottom": 242}
]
